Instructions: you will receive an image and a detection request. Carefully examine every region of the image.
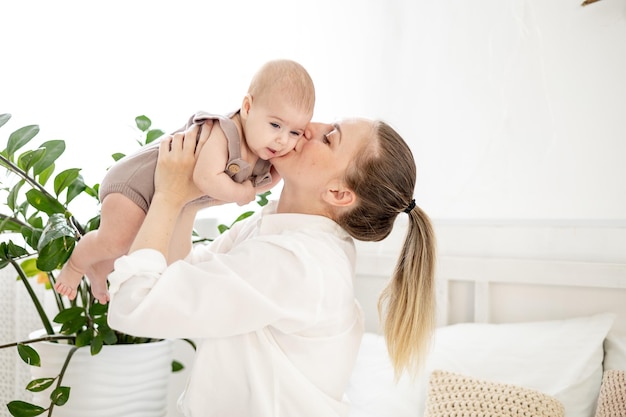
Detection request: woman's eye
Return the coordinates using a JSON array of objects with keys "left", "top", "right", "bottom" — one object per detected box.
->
[{"left": 322, "top": 134, "right": 331, "bottom": 145}]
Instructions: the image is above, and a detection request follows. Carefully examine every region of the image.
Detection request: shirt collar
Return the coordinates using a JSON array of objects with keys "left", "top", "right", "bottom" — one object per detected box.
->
[{"left": 256, "top": 200, "right": 351, "bottom": 239}]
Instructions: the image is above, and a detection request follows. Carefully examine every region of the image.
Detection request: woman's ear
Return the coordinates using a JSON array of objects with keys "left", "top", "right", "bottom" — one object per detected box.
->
[{"left": 322, "top": 183, "right": 356, "bottom": 208}]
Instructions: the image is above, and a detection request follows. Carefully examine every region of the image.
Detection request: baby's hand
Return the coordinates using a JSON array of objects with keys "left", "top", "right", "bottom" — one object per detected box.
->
[
  {"left": 235, "top": 180, "right": 256, "bottom": 206},
  {"left": 255, "top": 166, "right": 281, "bottom": 194}
]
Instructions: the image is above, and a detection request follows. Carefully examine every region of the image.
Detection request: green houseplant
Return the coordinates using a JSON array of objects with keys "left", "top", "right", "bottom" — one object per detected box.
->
[
  {"left": 0, "top": 113, "right": 177, "bottom": 417},
  {"left": 0, "top": 113, "right": 268, "bottom": 417}
]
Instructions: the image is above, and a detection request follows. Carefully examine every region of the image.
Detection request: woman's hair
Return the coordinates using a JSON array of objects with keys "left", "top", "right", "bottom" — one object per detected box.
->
[
  {"left": 247, "top": 59, "right": 315, "bottom": 116},
  {"left": 336, "top": 121, "right": 436, "bottom": 378}
]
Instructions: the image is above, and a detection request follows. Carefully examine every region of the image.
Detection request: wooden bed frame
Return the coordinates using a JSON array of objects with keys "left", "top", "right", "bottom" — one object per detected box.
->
[{"left": 354, "top": 219, "right": 626, "bottom": 335}]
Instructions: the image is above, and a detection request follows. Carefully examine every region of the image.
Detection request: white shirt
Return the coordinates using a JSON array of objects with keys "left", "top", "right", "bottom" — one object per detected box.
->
[{"left": 108, "top": 202, "right": 365, "bottom": 417}]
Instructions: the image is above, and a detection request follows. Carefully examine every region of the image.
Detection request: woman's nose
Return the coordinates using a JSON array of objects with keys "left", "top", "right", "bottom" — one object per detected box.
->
[{"left": 305, "top": 123, "right": 333, "bottom": 140}]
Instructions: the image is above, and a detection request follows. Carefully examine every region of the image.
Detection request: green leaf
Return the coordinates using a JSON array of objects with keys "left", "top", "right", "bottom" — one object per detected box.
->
[
  {"left": 0, "top": 113, "right": 11, "bottom": 129},
  {"left": 17, "top": 344, "right": 41, "bottom": 367},
  {"left": 35, "top": 213, "right": 75, "bottom": 271},
  {"left": 92, "top": 315, "right": 108, "bottom": 327},
  {"left": 25, "top": 189, "right": 65, "bottom": 215},
  {"left": 257, "top": 191, "right": 271, "bottom": 207},
  {"left": 7, "top": 241, "right": 28, "bottom": 258},
  {"left": 50, "top": 386, "right": 70, "bottom": 406},
  {"left": 85, "top": 214, "right": 100, "bottom": 231},
  {"left": 101, "top": 327, "right": 118, "bottom": 345},
  {"left": 0, "top": 217, "right": 23, "bottom": 234},
  {"left": 7, "top": 180, "right": 25, "bottom": 211},
  {"left": 17, "top": 148, "right": 46, "bottom": 173},
  {"left": 53, "top": 168, "right": 80, "bottom": 197},
  {"left": 26, "top": 214, "right": 44, "bottom": 230},
  {"left": 37, "top": 213, "right": 75, "bottom": 252},
  {"left": 65, "top": 175, "right": 86, "bottom": 204},
  {"left": 37, "top": 163, "right": 55, "bottom": 186},
  {"left": 171, "top": 360, "right": 185, "bottom": 373},
  {"left": 89, "top": 302, "right": 108, "bottom": 316},
  {"left": 26, "top": 377, "right": 56, "bottom": 392},
  {"left": 111, "top": 152, "right": 126, "bottom": 162},
  {"left": 146, "top": 129, "right": 165, "bottom": 144},
  {"left": 6, "top": 400, "right": 46, "bottom": 417},
  {"left": 234, "top": 211, "right": 254, "bottom": 223},
  {"left": 6, "top": 125, "right": 40, "bottom": 160},
  {"left": 32, "top": 140, "right": 65, "bottom": 176},
  {"left": 22, "top": 227, "right": 42, "bottom": 253},
  {"left": 37, "top": 237, "right": 74, "bottom": 272},
  {"left": 53, "top": 306, "right": 84, "bottom": 324},
  {"left": 135, "top": 115, "right": 151, "bottom": 132},
  {"left": 83, "top": 183, "right": 99, "bottom": 199},
  {"left": 59, "top": 317, "right": 87, "bottom": 335},
  {"left": 91, "top": 333, "right": 104, "bottom": 355},
  {"left": 75, "top": 328, "right": 93, "bottom": 347},
  {"left": 20, "top": 258, "right": 42, "bottom": 278}
]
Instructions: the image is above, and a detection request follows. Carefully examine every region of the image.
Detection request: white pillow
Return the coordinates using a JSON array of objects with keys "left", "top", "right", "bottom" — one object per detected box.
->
[
  {"left": 604, "top": 333, "right": 626, "bottom": 371},
  {"left": 346, "top": 313, "right": 615, "bottom": 417}
]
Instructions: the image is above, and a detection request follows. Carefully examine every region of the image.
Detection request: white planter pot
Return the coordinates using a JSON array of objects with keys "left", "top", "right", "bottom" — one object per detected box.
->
[{"left": 28, "top": 330, "right": 174, "bottom": 417}]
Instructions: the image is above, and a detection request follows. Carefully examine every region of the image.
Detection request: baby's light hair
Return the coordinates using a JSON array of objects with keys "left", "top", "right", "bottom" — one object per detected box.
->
[{"left": 247, "top": 59, "right": 315, "bottom": 115}]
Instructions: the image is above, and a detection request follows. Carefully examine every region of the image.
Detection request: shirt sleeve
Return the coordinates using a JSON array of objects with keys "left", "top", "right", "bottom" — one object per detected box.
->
[{"left": 107, "top": 236, "right": 330, "bottom": 340}]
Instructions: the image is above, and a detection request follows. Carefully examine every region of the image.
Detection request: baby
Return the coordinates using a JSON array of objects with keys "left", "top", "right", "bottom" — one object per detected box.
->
[{"left": 54, "top": 59, "right": 315, "bottom": 303}]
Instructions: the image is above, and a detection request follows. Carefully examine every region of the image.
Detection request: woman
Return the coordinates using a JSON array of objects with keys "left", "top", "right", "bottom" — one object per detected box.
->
[{"left": 107, "top": 119, "right": 436, "bottom": 417}]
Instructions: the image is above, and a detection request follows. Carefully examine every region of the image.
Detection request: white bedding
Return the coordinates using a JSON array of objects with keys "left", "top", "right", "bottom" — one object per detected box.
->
[
  {"left": 347, "top": 314, "right": 624, "bottom": 417},
  {"left": 348, "top": 221, "right": 626, "bottom": 417}
]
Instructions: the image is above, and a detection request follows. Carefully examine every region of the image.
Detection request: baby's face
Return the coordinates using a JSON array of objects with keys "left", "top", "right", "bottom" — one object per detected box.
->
[{"left": 244, "top": 98, "right": 312, "bottom": 160}]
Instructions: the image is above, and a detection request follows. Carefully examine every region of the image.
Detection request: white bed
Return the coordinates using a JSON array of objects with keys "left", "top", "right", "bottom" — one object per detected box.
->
[{"left": 347, "top": 219, "right": 626, "bottom": 417}]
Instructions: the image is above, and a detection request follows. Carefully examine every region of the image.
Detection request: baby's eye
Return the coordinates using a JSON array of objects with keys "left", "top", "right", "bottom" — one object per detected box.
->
[
  {"left": 270, "top": 122, "right": 280, "bottom": 129},
  {"left": 290, "top": 131, "right": 303, "bottom": 137}
]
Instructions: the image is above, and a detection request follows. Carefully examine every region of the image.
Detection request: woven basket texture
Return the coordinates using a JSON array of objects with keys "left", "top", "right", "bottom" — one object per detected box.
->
[
  {"left": 594, "top": 370, "right": 626, "bottom": 417},
  {"left": 425, "top": 370, "right": 565, "bottom": 417}
]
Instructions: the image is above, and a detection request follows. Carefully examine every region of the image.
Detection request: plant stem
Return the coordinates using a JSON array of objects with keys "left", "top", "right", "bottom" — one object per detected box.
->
[
  {"left": 10, "top": 258, "right": 54, "bottom": 335},
  {"left": 0, "top": 154, "right": 54, "bottom": 199},
  {"left": 0, "top": 213, "right": 31, "bottom": 231},
  {"left": 0, "top": 334, "right": 74, "bottom": 349},
  {"left": 47, "top": 345, "right": 81, "bottom": 416},
  {"left": 46, "top": 271, "right": 66, "bottom": 313}
]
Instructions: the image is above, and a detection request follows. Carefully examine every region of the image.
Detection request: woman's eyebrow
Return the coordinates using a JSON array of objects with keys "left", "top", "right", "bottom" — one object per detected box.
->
[{"left": 332, "top": 123, "right": 342, "bottom": 144}]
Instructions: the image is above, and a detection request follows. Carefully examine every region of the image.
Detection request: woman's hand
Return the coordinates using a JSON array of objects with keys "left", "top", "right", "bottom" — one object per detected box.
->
[{"left": 155, "top": 125, "right": 205, "bottom": 207}]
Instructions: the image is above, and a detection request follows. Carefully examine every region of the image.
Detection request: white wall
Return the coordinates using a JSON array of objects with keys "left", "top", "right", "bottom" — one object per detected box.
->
[{"left": 2, "top": 0, "right": 624, "bottom": 224}]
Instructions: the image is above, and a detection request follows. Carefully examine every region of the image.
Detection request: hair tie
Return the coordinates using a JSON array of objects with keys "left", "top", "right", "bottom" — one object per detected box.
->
[{"left": 403, "top": 199, "right": 416, "bottom": 214}]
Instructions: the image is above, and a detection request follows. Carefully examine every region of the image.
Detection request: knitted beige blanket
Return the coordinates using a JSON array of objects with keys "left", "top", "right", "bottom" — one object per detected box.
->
[{"left": 425, "top": 370, "right": 564, "bottom": 417}]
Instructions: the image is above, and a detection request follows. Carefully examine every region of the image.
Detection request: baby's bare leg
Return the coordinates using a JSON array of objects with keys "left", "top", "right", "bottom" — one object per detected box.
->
[
  {"left": 54, "top": 194, "right": 146, "bottom": 303},
  {"left": 85, "top": 258, "right": 116, "bottom": 304}
]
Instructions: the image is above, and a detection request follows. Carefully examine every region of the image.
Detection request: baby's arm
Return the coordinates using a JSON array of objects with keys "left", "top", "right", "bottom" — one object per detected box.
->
[
  {"left": 254, "top": 165, "right": 282, "bottom": 195},
  {"left": 193, "top": 125, "right": 256, "bottom": 206}
]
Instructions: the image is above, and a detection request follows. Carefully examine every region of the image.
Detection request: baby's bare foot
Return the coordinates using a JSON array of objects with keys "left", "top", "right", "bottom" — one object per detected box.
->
[
  {"left": 54, "top": 281, "right": 77, "bottom": 300},
  {"left": 91, "top": 283, "right": 110, "bottom": 305},
  {"left": 54, "top": 259, "right": 84, "bottom": 300}
]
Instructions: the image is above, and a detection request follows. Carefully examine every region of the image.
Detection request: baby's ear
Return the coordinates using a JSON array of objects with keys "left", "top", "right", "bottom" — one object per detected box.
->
[{"left": 241, "top": 94, "right": 253, "bottom": 117}]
